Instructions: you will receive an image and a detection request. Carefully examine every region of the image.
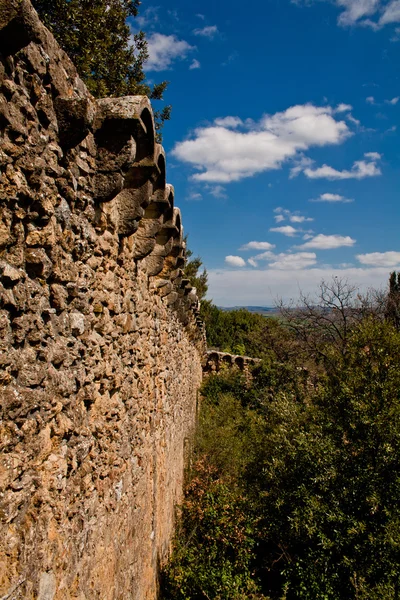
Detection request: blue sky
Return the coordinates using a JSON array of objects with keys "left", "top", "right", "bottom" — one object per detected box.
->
[{"left": 131, "top": 0, "right": 399, "bottom": 306}]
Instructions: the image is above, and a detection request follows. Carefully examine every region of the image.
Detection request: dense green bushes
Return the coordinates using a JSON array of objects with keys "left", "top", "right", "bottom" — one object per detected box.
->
[{"left": 161, "top": 316, "right": 400, "bottom": 599}]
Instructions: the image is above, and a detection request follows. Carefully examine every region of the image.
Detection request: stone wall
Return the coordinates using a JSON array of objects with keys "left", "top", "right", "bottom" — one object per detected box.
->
[
  {"left": 204, "top": 351, "right": 261, "bottom": 374},
  {"left": 0, "top": 2, "right": 206, "bottom": 598}
]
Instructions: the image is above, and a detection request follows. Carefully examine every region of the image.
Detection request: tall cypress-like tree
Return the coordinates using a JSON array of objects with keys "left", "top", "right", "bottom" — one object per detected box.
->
[
  {"left": 32, "top": 0, "right": 171, "bottom": 136},
  {"left": 386, "top": 271, "right": 400, "bottom": 329}
]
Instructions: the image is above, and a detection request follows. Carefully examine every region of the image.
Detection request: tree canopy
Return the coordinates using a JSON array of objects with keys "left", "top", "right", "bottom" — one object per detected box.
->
[
  {"left": 32, "top": 0, "right": 171, "bottom": 136},
  {"left": 162, "top": 276, "right": 400, "bottom": 600}
]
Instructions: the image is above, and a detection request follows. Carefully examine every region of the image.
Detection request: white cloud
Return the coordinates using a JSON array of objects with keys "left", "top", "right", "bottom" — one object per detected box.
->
[
  {"left": 255, "top": 250, "right": 276, "bottom": 260},
  {"left": 173, "top": 104, "right": 351, "bottom": 183},
  {"left": 248, "top": 258, "right": 258, "bottom": 267},
  {"left": 357, "top": 251, "right": 400, "bottom": 266},
  {"left": 380, "top": 0, "right": 400, "bottom": 25},
  {"left": 240, "top": 241, "right": 276, "bottom": 251},
  {"left": 193, "top": 25, "right": 218, "bottom": 37},
  {"left": 290, "top": 154, "right": 315, "bottom": 178},
  {"left": 135, "top": 6, "right": 160, "bottom": 28},
  {"left": 249, "top": 249, "right": 317, "bottom": 269},
  {"left": 347, "top": 114, "right": 361, "bottom": 126},
  {"left": 269, "top": 252, "right": 317, "bottom": 270},
  {"left": 270, "top": 225, "right": 300, "bottom": 237},
  {"left": 146, "top": 33, "right": 195, "bottom": 71},
  {"left": 291, "top": 215, "right": 313, "bottom": 223},
  {"left": 214, "top": 116, "right": 243, "bottom": 128},
  {"left": 295, "top": 0, "right": 400, "bottom": 29},
  {"left": 206, "top": 184, "right": 227, "bottom": 198},
  {"left": 299, "top": 234, "right": 356, "bottom": 249},
  {"left": 310, "top": 193, "right": 354, "bottom": 203},
  {"left": 366, "top": 96, "right": 376, "bottom": 104},
  {"left": 207, "top": 266, "right": 390, "bottom": 306},
  {"left": 337, "top": 0, "right": 381, "bottom": 26},
  {"left": 303, "top": 152, "right": 382, "bottom": 180},
  {"left": 189, "top": 59, "right": 201, "bottom": 70},
  {"left": 336, "top": 103, "right": 353, "bottom": 112},
  {"left": 385, "top": 96, "right": 400, "bottom": 104},
  {"left": 188, "top": 190, "right": 203, "bottom": 202},
  {"left": 390, "top": 25, "right": 400, "bottom": 39},
  {"left": 364, "top": 151, "right": 382, "bottom": 159},
  {"left": 225, "top": 255, "right": 246, "bottom": 267},
  {"left": 274, "top": 207, "right": 314, "bottom": 223}
]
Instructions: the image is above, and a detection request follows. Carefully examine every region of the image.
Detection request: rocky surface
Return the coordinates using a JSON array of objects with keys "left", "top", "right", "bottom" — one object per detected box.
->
[
  {"left": 204, "top": 351, "right": 261, "bottom": 374},
  {"left": 0, "top": 1, "right": 206, "bottom": 598}
]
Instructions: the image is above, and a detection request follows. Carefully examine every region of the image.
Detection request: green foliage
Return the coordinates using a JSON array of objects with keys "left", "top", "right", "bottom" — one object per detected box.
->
[
  {"left": 249, "top": 318, "right": 400, "bottom": 599},
  {"left": 162, "top": 392, "right": 268, "bottom": 599},
  {"left": 162, "top": 459, "right": 266, "bottom": 600},
  {"left": 386, "top": 271, "right": 400, "bottom": 329},
  {"left": 162, "top": 315, "right": 400, "bottom": 600},
  {"left": 200, "top": 303, "right": 269, "bottom": 357},
  {"left": 184, "top": 238, "right": 208, "bottom": 301},
  {"left": 32, "top": 0, "right": 170, "bottom": 136}
]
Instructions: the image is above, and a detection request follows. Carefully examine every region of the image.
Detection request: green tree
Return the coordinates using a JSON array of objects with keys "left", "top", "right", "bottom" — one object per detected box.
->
[
  {"left": 385, "top": 271, "right": 400, "bottom": 330},
  {"left": 184, "top": 238, "right": 208, "bottom": 301},
  {"left": 32, "top": 0, "right": 170, "bottom": 136},
  {"left": 250, "top": 318, "right": 400, "bottom": 599}
]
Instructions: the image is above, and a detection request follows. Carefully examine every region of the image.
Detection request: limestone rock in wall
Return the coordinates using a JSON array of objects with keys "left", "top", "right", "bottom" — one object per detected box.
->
[{"left": 0, "top": 1, "right": 206, "bottom": 598}]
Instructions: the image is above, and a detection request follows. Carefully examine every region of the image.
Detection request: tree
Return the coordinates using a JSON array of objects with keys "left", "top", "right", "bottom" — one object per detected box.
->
[
  {"left": 278, "top": 277, "right": 380, "bottom": 370},
  {"left": 184, "top": 238, "right": 208, "bottom": 301},
  {"left": 385, "top": 271, "right": 400, "bottom": 330},
  {"left": 32, "top": 0, "right": 171, "bottom": 137}
]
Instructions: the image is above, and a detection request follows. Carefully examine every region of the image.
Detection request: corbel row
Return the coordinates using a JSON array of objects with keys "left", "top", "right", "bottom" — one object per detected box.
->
[{"left": 92, "top": 96, "right": 203, "bottom": 328}]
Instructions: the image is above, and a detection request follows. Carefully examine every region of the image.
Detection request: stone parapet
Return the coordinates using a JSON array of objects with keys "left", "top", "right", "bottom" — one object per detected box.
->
[
  {"left": 0, "top": 1, "right": 205, "bottom": 598},
  {"left": 204, "top": 350, "right": 261, "bottom": 374}
]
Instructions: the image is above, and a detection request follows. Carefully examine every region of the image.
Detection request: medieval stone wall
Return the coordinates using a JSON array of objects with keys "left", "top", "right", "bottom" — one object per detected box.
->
[
  {"left": 204, "top": 350, "right": 261, "bottom": 374},
  {"left": 0, "top": 2, "right": 206, "bottom": 598}
]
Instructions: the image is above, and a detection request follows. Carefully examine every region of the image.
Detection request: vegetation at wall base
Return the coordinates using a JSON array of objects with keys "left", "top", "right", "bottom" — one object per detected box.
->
[{"left": 161, "top": 275, "right": 400, "bottom": 600}]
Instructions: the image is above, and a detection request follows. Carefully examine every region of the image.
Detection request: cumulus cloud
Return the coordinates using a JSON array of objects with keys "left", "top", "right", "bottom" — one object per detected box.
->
[
  {"left": 294, "top": 0, "right": 400, "bottom": 29},
  {"left": 270, "top": 225, "right": 300, "bottom": 237},
  {"left": 299, "top": 234, "right": 356, "bottom": 249},
  {"left": 187, "top": 190, "right": 202, "bottom": 201},
  {"left": 357, "top": 251, "right": 400, "bottom": 266},
  {"left": 366, "top": 96, "right": 376, "bottom": 104},
  {"left": 225, "top": 255, "right": 246, "bottom": 267},
  {"left": 189, "top": 59, "right": 201, "bottom": 70},
  {"left": 268, "top": 252, "right": 317, "bottom": 270},
  {"left": 193, "top": 25, "right": 219, "bottom": 37},
  {"left": 385, "top": 96, "right": 400, "bottom": 104},
  {"left": 380, "top": 0, "right": 400, "bottom": 25},
  {"left": 336, "top": 103, "right": 353, "bottom": 112},
  {"left": 248, "top": 258, "right": 258, "bottom": 267},
  {"left": 245, "top": 249, "right": 317, "bottom": 270},
  {"left": 206, "top": 185, "right": 227, "bottom": 198},
  {"left": 146, "top": 33, "right": 195, "bottom": 71},
  {"left": 240, "top": 241, "right": 276, "bottom": 251},
  {"left": 337, "top": 0, "right": 381, "bottom": 26},
  {"left": 172, "top": 103, "right": 351, "bottom": 183},
  {"left": 274, "top": 207, "right": 313, "bottom": 223},
  {"left": 255, "top": 250, "right": 276, "bottom": 260},
  {"left": 303, "top": 152, "right": 382, "bottom": 180},
  {"left": 214, "top": 116, "right": 243, "bottom": 128},
  {"left": 310, "top": 193, "right": 354, "bottom": 203}
]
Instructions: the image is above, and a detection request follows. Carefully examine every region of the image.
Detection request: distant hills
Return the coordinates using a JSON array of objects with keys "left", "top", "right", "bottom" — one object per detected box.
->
[{"left": 219, "top": 306, "right": 280, "bottom": 316}]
